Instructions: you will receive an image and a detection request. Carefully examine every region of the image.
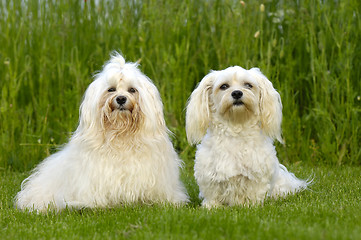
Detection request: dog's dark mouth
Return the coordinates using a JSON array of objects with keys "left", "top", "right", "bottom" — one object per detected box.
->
[
  {"left": 111, "top": 106, "right": 130, "bottom": 112},
  {"left": 233, "top": 101, "right": 244, "bottom": 106},
  {"left": 117, "top": 107, "right": 131, "bottom": 112}
]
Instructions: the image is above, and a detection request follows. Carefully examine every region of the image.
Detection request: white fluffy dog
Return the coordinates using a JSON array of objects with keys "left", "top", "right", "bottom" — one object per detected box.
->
[
  {"left": 15, "top": 52, "right": 189, "bottom": 212},
  {"left": 186, "top": 66, "right": 310, "bottom": 208}
]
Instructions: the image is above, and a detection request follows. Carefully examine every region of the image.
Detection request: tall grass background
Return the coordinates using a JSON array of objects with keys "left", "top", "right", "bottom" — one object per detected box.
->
[{"left": 0, "top": 0, "right": 360, "bottom": 171}]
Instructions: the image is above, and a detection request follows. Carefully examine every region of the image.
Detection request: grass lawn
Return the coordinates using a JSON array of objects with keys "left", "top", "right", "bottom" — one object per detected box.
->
[{"left": 1, "top": 165, "right": 360, "bottom": 239}]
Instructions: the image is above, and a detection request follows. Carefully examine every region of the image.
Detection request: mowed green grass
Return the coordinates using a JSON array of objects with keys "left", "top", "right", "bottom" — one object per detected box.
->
[{"left": 1, "top": 166, "right": 361, "bottom": 239}]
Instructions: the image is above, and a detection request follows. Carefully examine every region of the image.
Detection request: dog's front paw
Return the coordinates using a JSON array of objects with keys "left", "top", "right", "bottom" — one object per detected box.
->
[{"left": 201, "top": 199, "right": 222, "bottom": 209}]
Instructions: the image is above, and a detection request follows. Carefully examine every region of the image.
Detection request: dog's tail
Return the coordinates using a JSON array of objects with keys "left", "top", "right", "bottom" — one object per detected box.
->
[{"left": 269, "top": 164, "right": 312, "bottom": 198}]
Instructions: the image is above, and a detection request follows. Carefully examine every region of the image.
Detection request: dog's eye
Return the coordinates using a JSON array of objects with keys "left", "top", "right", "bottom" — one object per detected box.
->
[
  {"left": 220, "top": 84, "right": 230, "bottom": 90},
  {"left": 108, "top": 87, "right": 116, "bottom": 92},
  {"left": 128, "top": 87, "right": 137, "bottom": 93},
  {"left": 244, "top": 83, "right": 253, "bottom": 89}
]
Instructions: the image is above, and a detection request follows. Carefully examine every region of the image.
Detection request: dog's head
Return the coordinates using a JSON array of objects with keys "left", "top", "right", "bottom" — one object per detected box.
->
[
  {"left": 186, "top": 66, "right": 283, "bottom": 144},
  {"left": 77, "top": 52, "right": 166, "bottom": 139}
]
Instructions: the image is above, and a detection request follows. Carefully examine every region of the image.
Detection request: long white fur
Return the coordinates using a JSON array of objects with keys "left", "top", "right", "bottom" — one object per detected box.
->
[
  {"left": 186, "top": 66, "right": 310, "bottom": 208},
  {"left": 15, "top": 52, "right": 189, "bottom": 212}
]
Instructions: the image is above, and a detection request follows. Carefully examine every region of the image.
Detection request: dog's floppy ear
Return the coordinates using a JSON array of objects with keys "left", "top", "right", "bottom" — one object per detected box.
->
[
  {"left": 186, "top": 72, "right": 215, "bottom": 145},
  {"left": 249, "top": 68, "right": 283, "bottom": 143},
  {"left": 137, "top": 77, "right": 168, "bottom": 134},
  {"left": 77, "top": 79, "right": 104, "bottom": 133}
]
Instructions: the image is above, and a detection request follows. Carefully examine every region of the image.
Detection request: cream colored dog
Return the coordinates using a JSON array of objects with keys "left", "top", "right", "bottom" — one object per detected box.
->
[
  {"left": 16, "top": 52, "right": 189, "bottom": 212},
  {"left": 186, "top": 66, "right": 309, "bottom": 208}
]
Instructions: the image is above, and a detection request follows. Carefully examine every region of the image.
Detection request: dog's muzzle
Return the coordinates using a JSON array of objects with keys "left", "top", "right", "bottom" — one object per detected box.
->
[
  {"left": 232, "top": 90, "right": 244, "bottom": 106},
  {"left": 116, "top": 95, "right": 127, "bottom": 110}
]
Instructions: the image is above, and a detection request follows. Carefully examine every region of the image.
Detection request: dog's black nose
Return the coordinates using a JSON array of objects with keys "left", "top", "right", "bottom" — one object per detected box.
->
[
  {"left": 231, "top": 90, "right": 243, "bottom": 100},
  {"left": 116, "top": 96, "right": 127, "bottom": 105}
]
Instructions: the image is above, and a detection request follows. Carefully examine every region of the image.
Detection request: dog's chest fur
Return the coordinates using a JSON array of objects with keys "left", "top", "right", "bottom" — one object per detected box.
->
[{"left": 194, "top": 126, "right": 277, "bottom": 183}]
